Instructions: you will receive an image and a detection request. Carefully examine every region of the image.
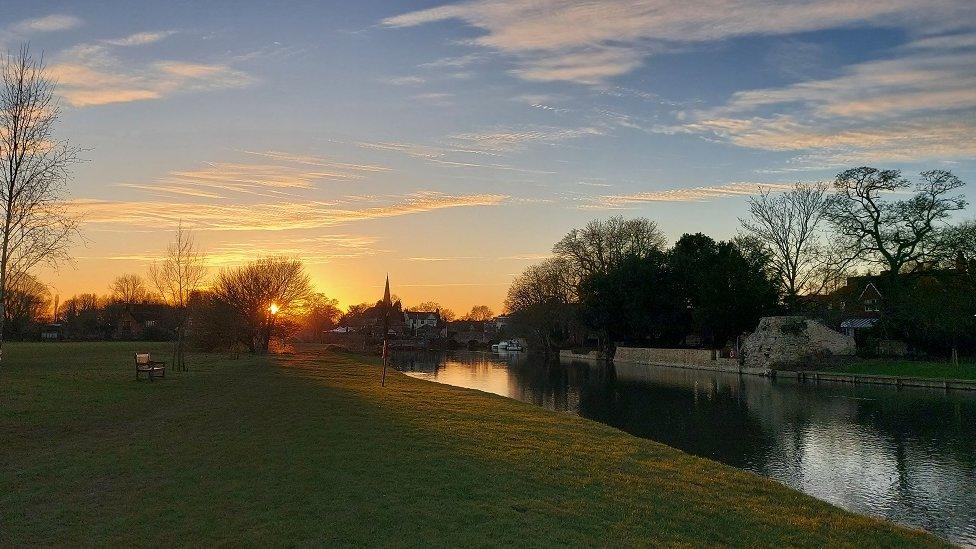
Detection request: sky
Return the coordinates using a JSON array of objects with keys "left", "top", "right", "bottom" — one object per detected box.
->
[{"left": 4, "top": 1, "right": 975, "bottom": 313}]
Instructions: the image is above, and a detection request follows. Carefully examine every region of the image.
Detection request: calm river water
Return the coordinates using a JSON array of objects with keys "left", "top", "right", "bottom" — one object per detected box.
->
[{"left": 392, "top": 351, "right": 976, "bottom": 545}]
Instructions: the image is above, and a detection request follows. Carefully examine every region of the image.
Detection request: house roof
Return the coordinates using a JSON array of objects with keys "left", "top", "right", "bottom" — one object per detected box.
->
[
  {"left": 840, "top": 318, "right": 878, "bottom": 329},
  {"left": 404, "top": 311, "right": 438, "bottom": 319},
  {"left": 857, "top": 282, "right": 882, "bottom": 301}
]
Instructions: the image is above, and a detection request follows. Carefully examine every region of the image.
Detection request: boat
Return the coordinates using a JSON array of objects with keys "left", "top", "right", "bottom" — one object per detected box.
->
[{"left": 491, "top": 339, "right": 523, "bottom": 353}]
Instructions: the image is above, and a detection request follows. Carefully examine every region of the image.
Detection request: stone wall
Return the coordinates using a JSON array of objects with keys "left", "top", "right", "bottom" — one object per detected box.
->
[
  {"left": 615, "top": 347, "right": 712, "bottom": 365},
  {"left": 742, "top": 316, "right": 855, "bottom": 370},
  {"left": 614, "top": 347, "right": 743, "bottom": 372},
  {"left": 559, "top": 349, "right": 605, "bottom": 361}
]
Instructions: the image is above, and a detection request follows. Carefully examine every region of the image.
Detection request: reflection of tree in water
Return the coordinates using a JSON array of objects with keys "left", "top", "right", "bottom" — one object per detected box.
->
[
  {"left": 850, "top": 389, "right": 976, "bottom": 465},
  {"left": 502, "top": 355, "right": 588, "bottom": 412},
  {"left": 572, "top": 361, "right": 777, "bottom": 469},
  {"left": 847, "top": 387, "right": 976, "bottom": 538}
]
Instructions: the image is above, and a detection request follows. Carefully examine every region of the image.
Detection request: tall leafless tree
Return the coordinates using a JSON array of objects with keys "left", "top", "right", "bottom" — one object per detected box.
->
[
  {"left": 505, "top": 257, "right": 578, "bottom": 352},
  {"left": 150, "top": 224, "right": 207, "bottom": 370},
  {"left": 740, "top": 182, "right": 836, "bottom": 309},
  {"left": 4, "top": 273, "right": 51, "bottom": 339},
  {"left": 0, "top": 45, "right": 79, "bottom": 364},
  {"left": 211, "top": 256, "right": 313, "bottom": 352},
  {"left": 109, "top": 273, "right": 150, "bottom": 305},
  {"left": 826, "top": 167, "right": 967, "bottom": 281},
  {"left": 463, "top": 305, "right": 494, "bottom": 321},
  {"left": 553, "top": 216, "right": 665, "bottom": 280}
]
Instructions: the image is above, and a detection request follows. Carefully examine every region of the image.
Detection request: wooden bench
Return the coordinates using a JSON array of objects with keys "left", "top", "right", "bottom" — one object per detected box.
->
[{"left": 135, "top": 353, "right": 166, "bottom": 381}]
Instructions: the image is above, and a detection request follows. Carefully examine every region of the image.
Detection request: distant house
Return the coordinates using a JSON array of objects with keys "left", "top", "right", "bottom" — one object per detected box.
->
[
  {"left": 40, "top": 323, "right": 63, "bottom": 341},
  {"left": 806, "top": 267, "right": 970, "bottom": 337},
  {"left": 404, "top": 310, "right": 440, "bottom": 331},
  {"left": 111, "top": 306, "right": 165, "bottom": 340}
]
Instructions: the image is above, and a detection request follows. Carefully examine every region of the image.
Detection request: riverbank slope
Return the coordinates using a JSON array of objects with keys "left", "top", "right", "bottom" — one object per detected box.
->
[{"left": 1, "top": 342, "right": 946, "bottom": 547}]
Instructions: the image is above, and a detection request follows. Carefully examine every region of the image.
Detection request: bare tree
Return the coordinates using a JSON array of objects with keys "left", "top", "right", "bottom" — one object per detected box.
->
[
  {"left": 826, "top": 167, "right": 967, "bottom": 280},
  {"left": 109, "top": 273, "right": 150, "bottom": 304},
  {"left": 4, "top": 273, "right": 50, "bottom": 339},
  {"left": 740, "top": 182, "right": 835, "bottom": 308},
  {"left": 0, "top": 45, "right": 79, "bottom": 363},
  {"left": 463, "top": 305, "right": 494, "bottom": 321},
  {"left": 211, "top": 256, "right": 313, "bottom": 352},
  {"left": 553, "top": 216, "right": 665, "bottom": 279},
  {"left": 297, "top": 293, "right": 343, "bottom": 342},
  {"left": 927, "top": 219, "right": 976, "bottom": 269},
  {"left": 505, "top": 257, "right": 578, "bottom": 353},
  {"left": 150, "top": 224, "right": 207, "bottom": 370}
]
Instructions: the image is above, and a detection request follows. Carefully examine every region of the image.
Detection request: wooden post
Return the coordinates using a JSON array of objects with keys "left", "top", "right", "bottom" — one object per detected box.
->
[{"left": 381, "top": 339, "right": 389, "bottom": 387}]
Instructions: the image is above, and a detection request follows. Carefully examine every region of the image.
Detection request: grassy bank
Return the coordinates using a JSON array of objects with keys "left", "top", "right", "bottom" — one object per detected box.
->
[
  {"left": 0, "top": 342, "right": 946, "bottom": 547},
  {"left": 831, "top": 358, "right": 976, "bottom": 381}
]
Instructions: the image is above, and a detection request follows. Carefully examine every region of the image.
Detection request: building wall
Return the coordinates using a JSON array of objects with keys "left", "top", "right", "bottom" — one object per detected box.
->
[{"left": 614, "top": 347, "right": 740, "bottom": 370}]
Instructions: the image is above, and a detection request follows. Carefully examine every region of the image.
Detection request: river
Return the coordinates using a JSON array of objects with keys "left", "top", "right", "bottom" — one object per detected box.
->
[{"left": 392, "top": 351, "right": 976, "bottom": 546}]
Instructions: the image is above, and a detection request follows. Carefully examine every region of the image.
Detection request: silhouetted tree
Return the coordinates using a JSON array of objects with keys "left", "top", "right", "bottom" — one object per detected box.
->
[
  {"left": 505, "top": 257, "right": 579, "bottom": 353},
  {"left": 109, "top": 274, "right": 150, "bottom": 305},
  {"left": 827, "top": 168, "right": 966, "bottom": 279},
  {"left": 741, "top": 182, "right": 837, "bottom": 309},
  {"left": 463, "top": 305, "right": 494, "bottom": 321},
  {"left": 669, "top": 233, "right": 780, "bottom": 348},
  {"left": 150, "top": 224, "right": 207, "bottom": 370},
  {"left": 298, "top": 293, "right": 343, "bottom": 342},
  {"left": 553, "top": 216, "right": 665, "bottom": 279},
  {"left": 3, "top": 273, "right": 50, "bottom": 339},
  {"left": 211, "top": 256, "right": 313, "bottom": 352},
  {"left": 578, "top": 250, "right": 677, "bottom": 357},
  {"left": 0, "top": 45, "right": 80, "bottom": 364}
]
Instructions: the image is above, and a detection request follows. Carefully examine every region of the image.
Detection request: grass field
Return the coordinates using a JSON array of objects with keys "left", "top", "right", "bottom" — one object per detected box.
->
[
  {"left": 832, "top": 358, "right": 976, "bottom": 380},
  {"left": 0, "top": 342, "right": 947, "bottom": 547}
]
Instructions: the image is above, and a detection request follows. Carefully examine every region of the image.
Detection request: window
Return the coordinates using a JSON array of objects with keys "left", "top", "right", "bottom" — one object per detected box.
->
[
  {"left": 145, "top": 320, "right": 157, "bottom": 327},
  {"left": 863, "top": 299, "right": 879, "bottom": 312}
]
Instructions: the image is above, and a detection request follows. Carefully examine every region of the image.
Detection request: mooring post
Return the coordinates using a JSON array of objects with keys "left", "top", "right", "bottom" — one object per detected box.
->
[{"left": 381, "top": 339, "right": 388, "bottom": 387}]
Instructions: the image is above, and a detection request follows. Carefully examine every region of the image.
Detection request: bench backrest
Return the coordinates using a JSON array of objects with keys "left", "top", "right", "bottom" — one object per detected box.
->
[{"left": 135, "top": 353, "right": 151, "bottom": 364}]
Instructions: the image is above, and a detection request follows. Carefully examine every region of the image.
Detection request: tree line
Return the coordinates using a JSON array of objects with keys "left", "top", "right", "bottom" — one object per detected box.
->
[{"left": 506, "top": 167, "right": 975, "bottom": 360}]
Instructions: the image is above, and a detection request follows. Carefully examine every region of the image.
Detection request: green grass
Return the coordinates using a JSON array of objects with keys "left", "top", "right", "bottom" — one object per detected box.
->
[
  {"left": 0, "top": 342, "right": 947, "bottom": 547},
  {"left": 831, "top": 358, "right": 976, "bottom": 380}
]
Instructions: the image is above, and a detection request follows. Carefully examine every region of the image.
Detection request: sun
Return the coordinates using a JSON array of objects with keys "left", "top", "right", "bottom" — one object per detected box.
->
[{"left": 269, "top": 303, "right": 280, "bottom": 315}]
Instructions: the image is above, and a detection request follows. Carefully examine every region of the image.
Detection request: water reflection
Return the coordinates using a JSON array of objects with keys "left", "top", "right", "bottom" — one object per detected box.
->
[{"left": 393, "top": 351, "right": 976, "bottom": 545}]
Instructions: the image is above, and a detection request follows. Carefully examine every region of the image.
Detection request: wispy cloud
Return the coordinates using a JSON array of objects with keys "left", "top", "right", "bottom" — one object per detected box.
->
[
  {"left": 68, "top": 191, "right": 508, "bottom": 232},
  {"left": 240, "top": 150, "right": 390, "bottom": 173},
  {"left": 118, "top": 152, "right": 390, "bottom": 200},
  {"left": 104, "top": 235, "right": 381, "bottom": 266},
  {"left": 354, "top": 139, "right": 558, "bottom": 173},
  {"left": 385, "top": 75, "right": 426, "bottom": 86},
  {"left": 206, "top": 235, "right": 381, "bottom": 266},
  {"left": 402, "top": 256, "right": 485, "bottom": 262},
  {"left": 103, "top": 30, "right": 176, "bottom": 46},
  {"left": 11, "top": 14, "right": 82, "bottom": 34},
  {"left": 384, "top": 0, "right": 974, "bottom": 84},
  {"left": 48, "top": 36, "right": 253, "bottom": 107},
  {"left": 590, "top": 182, "right": 795, "bottom": 208},
  {"left": 675, "top": 33, "right": 976, "bottom": 162},
  {"left": 448, "top": 126, "right": 604, "bottom": 153}
]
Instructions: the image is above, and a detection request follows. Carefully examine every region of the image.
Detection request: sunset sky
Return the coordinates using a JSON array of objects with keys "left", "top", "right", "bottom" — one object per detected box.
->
[{"left": 5, "top": 1, "right": 975, "bottom": 312}]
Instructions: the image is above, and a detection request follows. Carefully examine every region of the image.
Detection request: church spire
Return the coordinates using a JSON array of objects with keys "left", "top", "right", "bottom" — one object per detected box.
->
[{"left": 383, "top": 274, "right": 391, "bottom": 307}]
